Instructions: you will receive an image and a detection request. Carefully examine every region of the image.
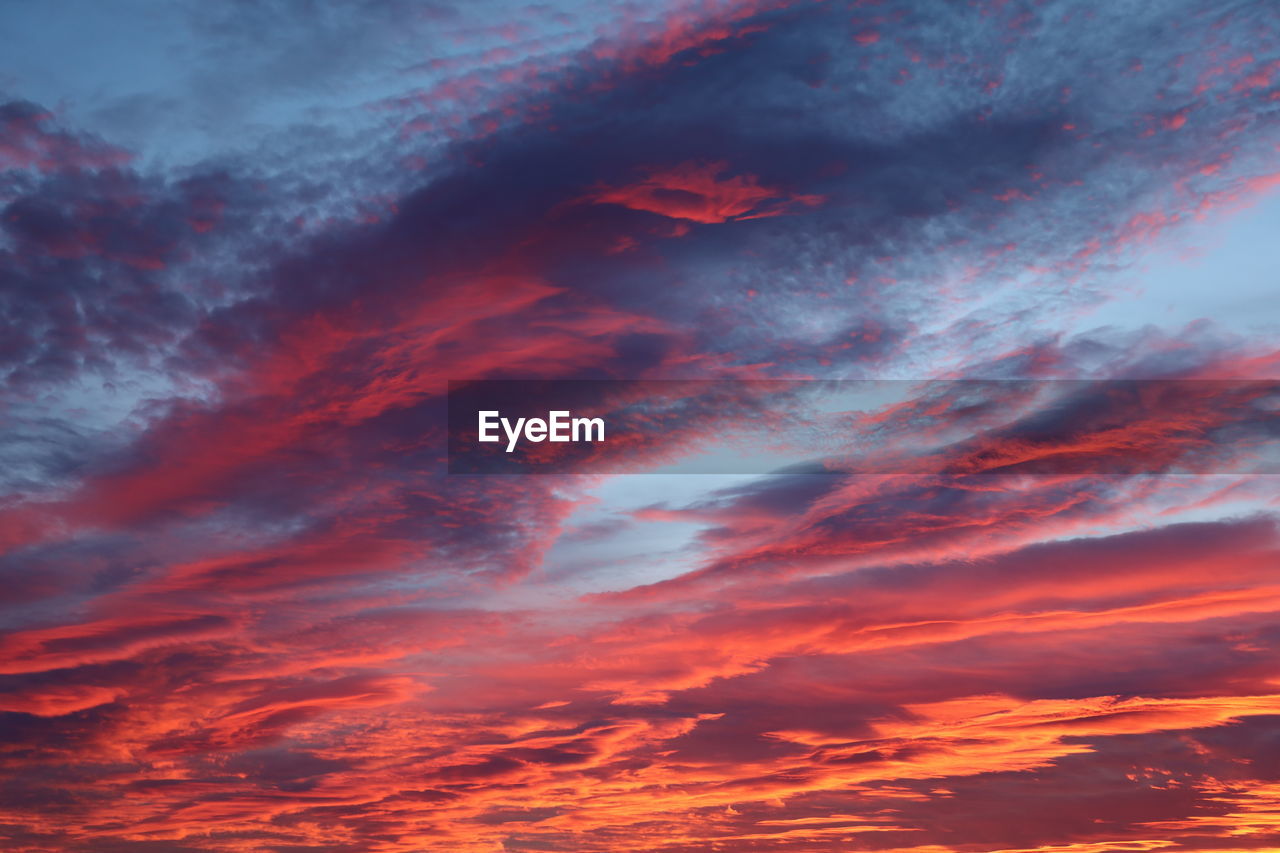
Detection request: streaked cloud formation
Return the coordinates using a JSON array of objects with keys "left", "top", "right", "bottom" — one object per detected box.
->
[{"left": 1, "top": 0, "right": 1280, "bottom": 851}]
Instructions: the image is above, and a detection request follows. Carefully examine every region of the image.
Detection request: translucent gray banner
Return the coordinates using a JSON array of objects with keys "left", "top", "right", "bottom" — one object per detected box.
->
[{"left": 447, "top": 380, "right": 1280, "bottom": 475}]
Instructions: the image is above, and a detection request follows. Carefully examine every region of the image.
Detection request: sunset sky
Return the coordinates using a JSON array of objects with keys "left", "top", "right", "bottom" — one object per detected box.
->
[{"left": 2, "top": 1, "right": 1280, "bottom": 851}]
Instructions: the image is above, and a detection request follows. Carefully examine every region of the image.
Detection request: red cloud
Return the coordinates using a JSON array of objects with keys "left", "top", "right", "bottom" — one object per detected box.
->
[{"left": 587, "top": 161, "right": 823, "bottom": 224}]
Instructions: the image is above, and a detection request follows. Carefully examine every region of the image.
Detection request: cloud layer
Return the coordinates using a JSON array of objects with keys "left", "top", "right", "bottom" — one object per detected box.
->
[{"left": 2, "top": 1, "right": 1280, "bottom": 851}]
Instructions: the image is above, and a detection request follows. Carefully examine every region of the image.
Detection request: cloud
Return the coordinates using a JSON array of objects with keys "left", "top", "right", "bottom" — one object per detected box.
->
[{"left": 1, "top": 0, "right": 1280, "bottom": 851}]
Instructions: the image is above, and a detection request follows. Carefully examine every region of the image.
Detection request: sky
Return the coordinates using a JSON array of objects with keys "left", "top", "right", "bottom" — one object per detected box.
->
[{"left": 1, "top": 1, "right": 1280, "bottom": 851}]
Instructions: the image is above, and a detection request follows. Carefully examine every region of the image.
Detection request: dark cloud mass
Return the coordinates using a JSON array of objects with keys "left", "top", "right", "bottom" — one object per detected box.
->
[{"left": 1, "top": 0, "right": 1280, "bottom": 850}]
